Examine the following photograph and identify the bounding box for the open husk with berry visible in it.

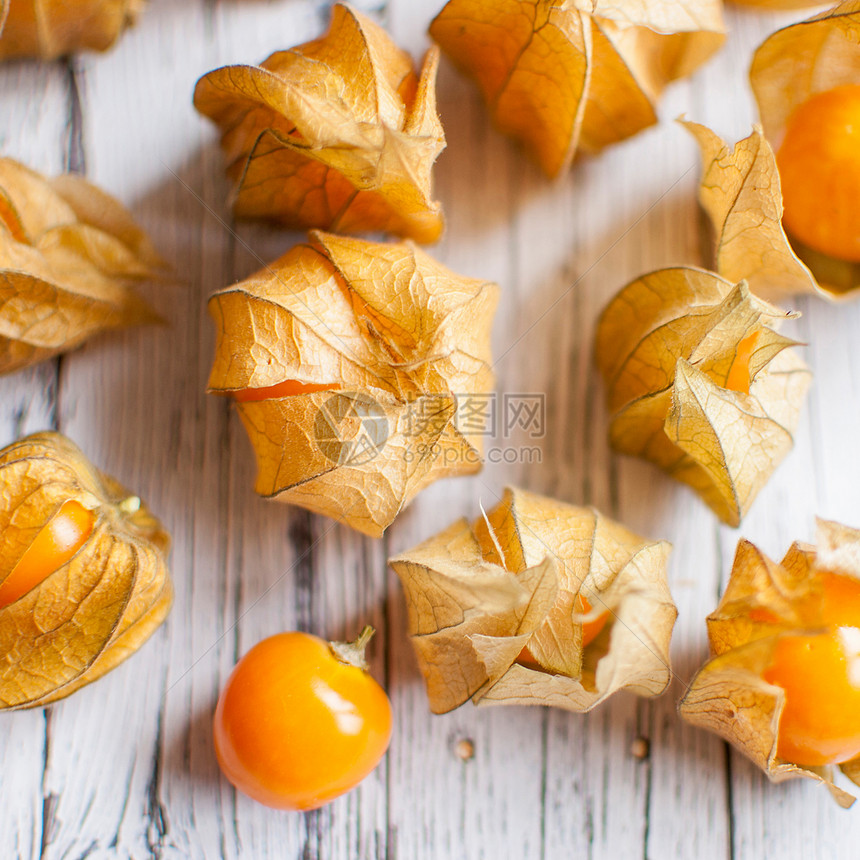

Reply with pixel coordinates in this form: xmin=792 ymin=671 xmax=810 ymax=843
xmin=595 ymin=266 xmax=811 ymax=526
xmin=687 ymin=4 xmax=860 ymax=299
xmin=681 ymin=520 xmax=860 ymax=808
xmin=0 ymin=432 xmax=172 ymax=710
xmin=390 ymin=487 xmax=676 ymax=714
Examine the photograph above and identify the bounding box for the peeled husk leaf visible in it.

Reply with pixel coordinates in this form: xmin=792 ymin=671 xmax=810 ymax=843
xmin=207 ymin=230 xmax=499 ymax=538
xmin=429 ymin=0 xmax=725 ymax=178
xmin=683 ymin=121 xmax=824 ymax=301
xmin=595 ymin=267 xmax=811 ymax=526
xmin=0 ymin=0 xmax=144 ymax=60
xmin=193 ymin=3 xmax=445 ymax=243
xmin=680 ymin=520 xmax=860 ymax=808
xmin=389 ymin=487 xmax=675 ymax=714
xmin=747 ymin=1 xmax=860 ymax=297
xmin=0 ymin=431 xmax=172 ymax=710
xmin=751 ymin=1 xmax=860 ymax=147
xmin=0 ymin=158 xmax=164 ymax=375
xmin=684 ymin=117 xmax=860 ymax=301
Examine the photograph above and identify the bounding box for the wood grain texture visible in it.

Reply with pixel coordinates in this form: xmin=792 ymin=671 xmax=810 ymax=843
xmin=1 ymin=1 xmax=859 ymax=858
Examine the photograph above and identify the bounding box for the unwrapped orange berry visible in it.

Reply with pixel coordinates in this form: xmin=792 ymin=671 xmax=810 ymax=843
xmin=777 ymin=85 xmax=860 ymax=263
xmin=214 ymin=628 xmax=392 ymax=811
xmin=763 ymin=573 xmax=860 ymax=767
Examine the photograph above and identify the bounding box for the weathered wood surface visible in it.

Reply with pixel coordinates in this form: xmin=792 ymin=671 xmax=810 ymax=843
xmin=1 ymin=1 xmax=859 ymax=858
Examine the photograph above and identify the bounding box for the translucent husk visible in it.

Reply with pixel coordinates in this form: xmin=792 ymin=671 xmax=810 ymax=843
xmin=429 ymin=0 xmax=725 ymax=177
xmin=688 ymin=4 xmax=860 ymax=299
xmin=0 ymin=158 xmax=164 ymax=375
xmin=0 ymin=0 xmax=144 ymax=60
xmin=596 ymin=267 xmax=811 ymax=526
xmin=390 ymin=487 xmax=675 ymax=714
xmin=0 ymin=432 xmax=172 ymax=710
xmin=681 ymin=520 xmax=860 ymax=808
xmin=207 ymin=231 xmax=499 ymax=537
xmin=194 ymin=3 xmax=445 ymax=243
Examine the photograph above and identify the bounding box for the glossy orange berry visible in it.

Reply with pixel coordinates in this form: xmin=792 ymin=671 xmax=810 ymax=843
xmin=0 ymin=499 xmax=95 ymax=609
xmin=762 ymin=573 xmax=860 ymax=766
xmin=725 ymin=332 xmax=760 ymax=395
xmin=819 ymin=572 xmax=860 ymax=627
xmin=777 ymin=84 xmax=860 ymax=262
xmin=232 ymin=379 xmax=338 ymax=402
xmin=213 ymin=627 xmax=392 ymax=811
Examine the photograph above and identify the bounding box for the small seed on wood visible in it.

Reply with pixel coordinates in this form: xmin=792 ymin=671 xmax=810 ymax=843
xmin=631 ymin=737 xmax=650 ymax=760
xmin=456 ymin=739 xmax=475 ymax=761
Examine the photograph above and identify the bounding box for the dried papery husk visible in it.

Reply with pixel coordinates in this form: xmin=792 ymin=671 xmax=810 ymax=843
xmin=193 ymin=3 xmax=445 ymax=243
xmin=0 ymin=158 xmax=164 ymax=375
xmin=683 ymin=116 xmax=859 ymax=300
xmin=0 ymin=0 xmax=144 ymax=60
xmin=429 ymin=0 xmax=725 ymax=178
xmin=750 ymin=2 xmax=860 ymax=147
xmin=595 ymin=267 xmax=811 ymax=526
xmin=207 ymin=231 xmax=498 ymax=538
xmin=0 ymin=432 xmax=172 ymax=710
xmin=389 ymin=487 xmax=675 ymax=714
xmin=744 ymin=3 xmax=860 ymax=297
xmin=680 ymin=520 xmax=860 ymax=808
xmin=682 ymin=121 xmax=823 ymax=301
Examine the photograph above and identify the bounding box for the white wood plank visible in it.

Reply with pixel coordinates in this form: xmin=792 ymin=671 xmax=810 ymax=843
xmin=0 ymin=51 xmax=74 ymax=860
xmin=34 ymin=1 xmax=223 ymax=856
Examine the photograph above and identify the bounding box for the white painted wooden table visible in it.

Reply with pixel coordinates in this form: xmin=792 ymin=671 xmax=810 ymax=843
xmin=2 ymin=1 xmax=859 ymax=858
